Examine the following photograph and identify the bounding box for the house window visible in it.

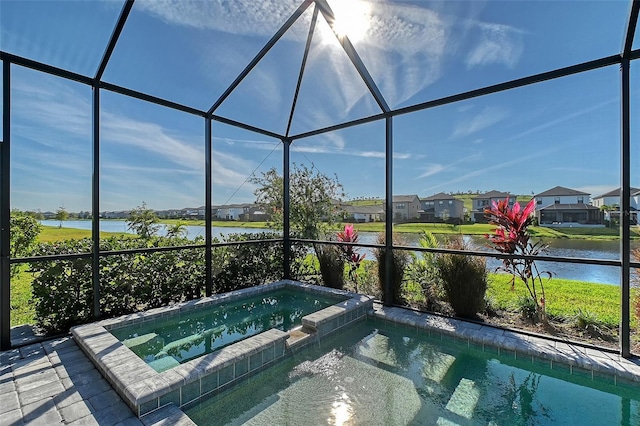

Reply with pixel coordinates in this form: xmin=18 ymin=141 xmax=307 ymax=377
xmin=438 ymin=201 xmax=443 ymax=206
xmin=554 ymin=197 xmax=560 ymax=204
xmin=577 ymin=196 xmax=584 ymax=204
xmin=537 ymin=199 xmax=542 ymax=204
xmin=448 ymin=200 xmax=453 ymax=205
xmin=395 ymin=203 xmax=405 ymax=209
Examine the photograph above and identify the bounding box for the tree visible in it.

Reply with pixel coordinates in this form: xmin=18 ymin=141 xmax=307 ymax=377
xmin=127 ymin=202 xmax=160 ymax=239
xmin=55 ymin=206 xmax=69 ymax=228
xmin=250 ymin=163 xmax=344 ymax=239
xmin=9 ymin=210 xmax=41 ymax=277
xmin=165 ymin=221 xmax=188 ymax=238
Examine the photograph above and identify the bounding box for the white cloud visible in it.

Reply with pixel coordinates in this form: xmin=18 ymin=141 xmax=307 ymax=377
xmin=136 ymin=0 xmax=303 ymax=38
xmin=417 ymin=164 xmax=445 ymax=179
xmin=290 ymin=141 xmax=417 ymax=160
xmin=508 ymin=98 xmax=618 ymax=143
xmin=9 ymin=71 xmax=270 ymax=210
xmin=101 ymin=112 xmax=203 ymax=170
xmin=12 ymin=76 xmax=92 ymax=143
xmin=465 ymin=22 xmax=524 ymax=69
xmin=452 ymin=106 xmax=509 ymax=138
xmin=424 ymin=149 xmax=553 ymax=192
xmin=135 ymin=0 xmax=520 ymax=112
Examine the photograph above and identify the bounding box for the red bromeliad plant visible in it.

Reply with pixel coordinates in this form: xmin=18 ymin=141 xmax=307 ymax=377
xmin=484 ymin=197 xmax=551 ymax=322
xmin=337 ymin=224 xmax=366 ymax=290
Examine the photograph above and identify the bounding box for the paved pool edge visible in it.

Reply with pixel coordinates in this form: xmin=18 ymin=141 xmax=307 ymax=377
xmin=71 ymin=280 xmax=374 ymax=418
xmin=371 ymin=304 xmax=640 ymax=383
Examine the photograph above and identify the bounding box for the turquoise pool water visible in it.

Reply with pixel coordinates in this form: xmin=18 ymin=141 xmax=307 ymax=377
xmin=185 ymin=319 xmax=640 ymax=425
xmin=110 ymin=289 xmax=345 ymax=372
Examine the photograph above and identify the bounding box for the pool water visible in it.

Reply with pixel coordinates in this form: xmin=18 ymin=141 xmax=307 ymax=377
xmin=111 ymin=289 xmax=345 ymax=372
xmin=185 ymin=319 xmax=640 ymax=425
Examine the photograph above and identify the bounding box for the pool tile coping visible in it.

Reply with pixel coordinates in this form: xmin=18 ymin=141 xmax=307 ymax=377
xmin=371 ymin=304 xmax=640 ymax=383
xmin=71 ymin=280 xmax=374 ymax=418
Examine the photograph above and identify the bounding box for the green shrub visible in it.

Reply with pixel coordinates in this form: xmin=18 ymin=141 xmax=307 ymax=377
xmin=358 ymin=261 xmax=381 ymax=299
xmin=30 ymin=237 xmax=206 ymax=332
xmin=515 ymin=295 xmax=538 ymax=323
xmin=405 ymin=231 xmax=440 ymax=310
xmin=435 ymin=237 xmax=488 ymax=319
xmin=374 ymin=233 xmax=410 ymax=305
xmin=574 ymin=308 xmax=604 ymax=332
xmin=30 ymin=232 xmax=301 ymax=334
xmin=314 ymin=243 xmax=345 ymax=289
xmin=212 ymin=232 xmax=294 ymax=293
xmin=30 ymin=239 xmax=94 ymax=332
xmin=10 ymin=210 xmax=42 ymax=277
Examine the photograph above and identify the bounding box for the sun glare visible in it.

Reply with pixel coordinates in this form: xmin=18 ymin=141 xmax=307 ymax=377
xmin=327 ymin=0 xmax=371 ymax=43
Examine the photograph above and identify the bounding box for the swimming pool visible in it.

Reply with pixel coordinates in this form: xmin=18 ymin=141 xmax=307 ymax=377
xmin=185 ymin=318 xmax=640 ymax=425
xmin=72 ymin=281 xmax=374 ymax=417
xmin=111 ymin=288 xmax=346 ymax=372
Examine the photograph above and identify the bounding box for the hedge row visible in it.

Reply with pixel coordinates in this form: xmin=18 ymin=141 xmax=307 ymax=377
xmin=30 ymin=233 xmax=308 ymax=333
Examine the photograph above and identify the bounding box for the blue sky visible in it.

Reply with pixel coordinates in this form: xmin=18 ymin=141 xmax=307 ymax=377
xmin=1 ymin=0 xmax=637 ymax=212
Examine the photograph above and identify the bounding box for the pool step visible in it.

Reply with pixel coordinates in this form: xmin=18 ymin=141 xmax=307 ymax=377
xmin=445 ymin=378 xmax=480 ymax=419
xmin=287 ymin=327 xmax=316 ymax=350
xmin=421 ymin=352 xmax=457 ymax=383
xmin=122 ymin=332 xmax=159 ymax=348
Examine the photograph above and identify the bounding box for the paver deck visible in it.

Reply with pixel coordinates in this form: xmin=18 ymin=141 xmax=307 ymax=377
xmin=0 ymin=336 xmax=194 ymax=426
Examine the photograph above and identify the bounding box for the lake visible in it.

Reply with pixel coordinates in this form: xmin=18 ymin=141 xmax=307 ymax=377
xmin=42 ymin=220 xmax=638 ymax=285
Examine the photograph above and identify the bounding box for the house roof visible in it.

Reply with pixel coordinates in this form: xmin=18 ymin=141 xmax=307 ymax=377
xmin=535 ymin=186 xmax=589 ymax=197
xmin=421 ymin=192 xmax=460 ymax=201
xmin=539 ymin=203 xmax=600 ymax=211
xmin=472 ymin=190 xmax=510 ymax=200
xmin=393 ymin=194 xmax=419 ymax=203
xmin=593 ymin=187 xmax=640 ymax=199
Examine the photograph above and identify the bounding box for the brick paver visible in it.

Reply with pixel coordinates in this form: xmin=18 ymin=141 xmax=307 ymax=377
xmin=0 ymin=337 xmax=145 ymax=426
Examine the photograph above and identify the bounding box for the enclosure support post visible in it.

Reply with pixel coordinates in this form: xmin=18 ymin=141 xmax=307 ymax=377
xmin=205 ymin=118 xmax=213 ymax=296
xmin=620 ymin=57 xmax=631 ymax=358
xmin=0 ymin=61 xmax=11 ymax=350
xmin=91 ymin=85 xmax=101 ymax=319
xmin=384 ymin=117 xmax=393 ymax=306
xmin=283 ymin=138 xmax=291 ymax=280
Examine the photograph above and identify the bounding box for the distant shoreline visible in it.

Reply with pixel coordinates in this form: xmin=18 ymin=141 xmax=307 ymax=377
xmin=43 ymin=219 xmax=640 ymax=241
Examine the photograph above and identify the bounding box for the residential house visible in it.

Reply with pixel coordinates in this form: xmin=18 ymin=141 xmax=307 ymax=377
xmin=155 ymin=209 xmax=182 ymax=219
xmin=392 ymin=195 xmax=421 ymax=221
xmin=534 ymin=186 xmax=602 ymax=225
xmin=420 ymin=193 xmax=464 ymax=223
xmin=342 ymin=204 xmax=384 ymax=223
xmin=181 ymin=207 xmax=205 ymax=219
xmin=471 ymin=190 xmax=511 ymax=223
xmin=592 ymin=187 xmax=640 ymax=225
xmin=215 ymin=203 xmax=252 ymax=220
xmin=101 ymin=210 xmax=130 ymax=219
xmin=239 ymin=205 xmax=270 ymax=222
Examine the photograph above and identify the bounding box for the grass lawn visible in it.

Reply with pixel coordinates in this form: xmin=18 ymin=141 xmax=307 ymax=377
xmin=348 ymin=222 xmax=635 ymax=240
xmin=39 ymin=225 xmax=132 ymax=242
xmin=347 ymin=199 xmax=383 ymax=206
xmin=10 ymin=266 xmax=35 ymax=327
xmin=485 ymin=274 xmax=631 ymax=328
xmin=156 ymin=219 xmax=273 ymax=229
xmin=350 ymin=222 xmax=494 ymax=235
